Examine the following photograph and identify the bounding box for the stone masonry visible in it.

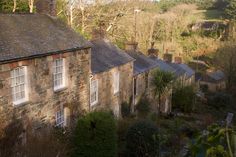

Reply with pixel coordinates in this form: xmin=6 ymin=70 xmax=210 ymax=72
xmin=0 ymin=49 xmax=91 ymax=131
xmin=91 ymin=62 xmax=133 ymax=117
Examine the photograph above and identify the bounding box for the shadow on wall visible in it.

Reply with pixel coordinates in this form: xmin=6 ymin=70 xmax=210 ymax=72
xmin=0 ymin=115 xmax=71 ymax=157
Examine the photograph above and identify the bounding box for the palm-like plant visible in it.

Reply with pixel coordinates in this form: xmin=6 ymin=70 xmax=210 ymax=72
xmin=151 ymin=69 xmax=174 ymax=112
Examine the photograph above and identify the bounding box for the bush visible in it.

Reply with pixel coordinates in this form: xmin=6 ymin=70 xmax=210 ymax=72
xmin=136 ymin=96 xmax=150 ymax=117
xmin=121 ymin=102 xmax=131 ymax=118
xmin=207 ymin=92 xmax=232 ymax=109
xmin=125 ymin=120 xmax=159 ymax=157
xmin=73 ymin=111 xmax=117 ymax=157
xmin=172 ymin=85 xmax=196 ymax=113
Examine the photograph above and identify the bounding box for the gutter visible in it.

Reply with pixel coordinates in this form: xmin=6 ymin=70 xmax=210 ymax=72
xmin=0 ymin=46 xmax=91 ymax=65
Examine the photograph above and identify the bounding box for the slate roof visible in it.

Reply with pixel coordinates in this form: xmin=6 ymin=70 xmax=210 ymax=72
xmin=0 ymin=14 xmax=91 ymax=64
xmin=208 ymin=70 xmax=225 ymax=82
xmin=149 ymin=56 xmax=175 ymax=73
xmin=149 ymin=56 xmax=195 ymax=79
xmin=126 ymin=51 xmax=158 ymax=75
xmin=178 ymin=64 xmax=195 ymax=78
xmin=91 ymin=39 xmax=134 ymax=74
xmin=167 ymin=62 xmax=186 ymax=78
xmin=201 ymin=70 xmax=225 ymax=83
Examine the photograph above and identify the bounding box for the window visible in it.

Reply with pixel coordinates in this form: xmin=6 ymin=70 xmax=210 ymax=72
xmin=11 ymin=66 xmax=28 ymax=105
xmin=90 ymin=79 xmax=98 ymax=106
xmin=113 ymin=71 xmax=120 ymax=94
xmin=53 ymin=58 xmax=66 ymax=91
xmin=56 ymin=107 xmax=64 ymax=127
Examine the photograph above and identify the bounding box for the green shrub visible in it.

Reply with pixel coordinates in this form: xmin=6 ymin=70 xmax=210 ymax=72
xmin=172 ymin=85 xmax=196 ymax=113
xmin=190 ymin=124 xmax=230 ymax=157
xmin=125 ymin=120 xmax=159 ymax=157
xmin=136 ymin=96 xmax=150 ymax=117
xmin=73 ymin=111 xmax=117 ymax=157
xmin=207 ymin=92 xmax=232 ymax=109
xmin=121 ymin=102 xmax=131 ymax=118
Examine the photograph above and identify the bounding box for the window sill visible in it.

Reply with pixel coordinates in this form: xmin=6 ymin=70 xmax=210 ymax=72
xmin=13 ymin=99 xmax=29 ymax=107
xmin=114 ymin=91 xmax=120 ymax=96
xmin=54 ymin=86 xmax=67 ymax=93
xmin=90 ymin=101 xmax=98 ymax=107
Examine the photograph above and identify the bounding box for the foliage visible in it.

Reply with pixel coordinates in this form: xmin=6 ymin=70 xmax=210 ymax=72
xmin=172 ymin=85 xmax=196 ymax=113
xmin=0 ymin=118 xmax=70 ymax=157
xmin=136 ymin=96 xmax=150 ymax=117
xmin=0 ymin=118 xmax=24 ymax=157
xmin=0 ymin=0 xmax=29 ymax=13
xmin=190 ymin=124 xmax=231 ymax=157
xmin=121 ymin=102 xmax=131 ymax=118
xmin=73 ymin=111 xmax=117 ymax=157
xmin=224 ymin=0 xmax=236 ymax=20
xmin=151 ymin=69 xmax=174 ymax=110
xmin=214 ymin=42 xmax=236 ymax=90
xmin=207 ymin=92 xmax=232 ymax=110
xmin=125 ymin=120 xmax=159 ymax=157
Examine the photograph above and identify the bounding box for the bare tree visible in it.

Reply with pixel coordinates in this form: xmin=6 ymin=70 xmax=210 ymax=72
xmin=13 ymin=0 xmax=17 ymax=12
xmin=28 ymin=0 xmax=34 ymax=13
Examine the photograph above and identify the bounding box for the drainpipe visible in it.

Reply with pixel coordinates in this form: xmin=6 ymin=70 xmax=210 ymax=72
xmin=132 ymin=77 xmax=135 ymax=113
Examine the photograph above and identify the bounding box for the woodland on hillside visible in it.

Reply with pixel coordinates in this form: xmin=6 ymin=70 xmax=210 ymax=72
xmin=1 ymin=0 xmax=236 ymax=88
xmin=1 ymin=1 xmax=236 ymax=157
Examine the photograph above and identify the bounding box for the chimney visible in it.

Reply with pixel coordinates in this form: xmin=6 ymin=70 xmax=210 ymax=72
xmin=147 ymin=42 xmax=159 ymax=57
xmin=174 ymin=56 xmax=182 ymax=64
xmin=36 ymin=0 xmax=57 ymax=16
xmin=91 ymin=21 xmax=106 ymax=40
xmin=163 ymin=50 xmax=173 ymax=63
xmin=125 ymin=41 xmax=138 ymax=51
xmin=92 ymin=29 xmax=106 ymax=40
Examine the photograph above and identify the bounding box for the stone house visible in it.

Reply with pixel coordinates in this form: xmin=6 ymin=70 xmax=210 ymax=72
xmin=198 ymin=70 xmax=226 ymax=92
xmin=0 ymin=13 xmax=91 ymax=132
xmin=125 ymin=42 xmax=159 ymax=112
xmin=162 ymin=54 xmax=195 ymax=86
xmin=148 ymin=49 xmax=195 ymax=113
xmin=90 ymin=39 xmax=134 ymax=117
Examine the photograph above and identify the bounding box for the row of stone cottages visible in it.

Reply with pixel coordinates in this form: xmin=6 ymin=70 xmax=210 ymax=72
xmin=0 ymin=13 xmax=195 ymax=132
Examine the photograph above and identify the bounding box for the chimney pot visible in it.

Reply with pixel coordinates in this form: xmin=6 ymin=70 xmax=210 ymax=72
xmin=147 ymin=42 xmax=159 ymax=57
xmin=174 ymin=56 xmax=182 ymax=64
xmin=125 ymin=41 xmax=138 ymax=51
xmin=163 ymin=53 xmax=173 ymax=63
xmin=36 ymin=0 xmax=56 ymax=16
xmin=92 ymin=28 xmax=106 ymax=40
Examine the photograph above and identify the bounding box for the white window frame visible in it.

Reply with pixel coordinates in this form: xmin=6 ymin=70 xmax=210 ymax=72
xmin=11 ymin=66 xmax=29 ymax=106
xmin=55 ymin=106 xmax=65 ymax=127
xmin=90 ymin=79 xmax=98 ymax=106
xmin=113 ymin=71 xmax=120 ymax=94
xmin=53 ymin=58 xmax=66 ymax=91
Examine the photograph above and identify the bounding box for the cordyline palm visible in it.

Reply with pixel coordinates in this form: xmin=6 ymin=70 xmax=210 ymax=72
xmin=151 ymin=69 xmax=174 ymax=112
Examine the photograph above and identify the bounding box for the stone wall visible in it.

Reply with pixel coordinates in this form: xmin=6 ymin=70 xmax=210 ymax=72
xmin=91 ymin=62 xmax=133 ymax=117
xmin=0 ymin=49 xmax=91 ymax=131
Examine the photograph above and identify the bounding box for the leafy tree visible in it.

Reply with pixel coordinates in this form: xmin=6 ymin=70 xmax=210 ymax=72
xmin=172 ymin=85 xmax=196 ymax=113
xmin=151 ymin=69 xmax=174 ymax=112
xmin=190 ymin=124 xmax=234 ymax=157
xmin=73 ymin=111 xmax=117 ymax=157
xmin=214 ymin=42 xmax=236 ymax=90
xmin=136 ymin=96 xmax=150 ymax=118
xmin=0 ymin=0 xmax=29 ymax=13
xmin=224 ymin=0 xmax=236 ymax=20
xmin=125 ymin=120 xmax=159 ymax=157
xmin=207 ymin=92 xmax=232 ymax=109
